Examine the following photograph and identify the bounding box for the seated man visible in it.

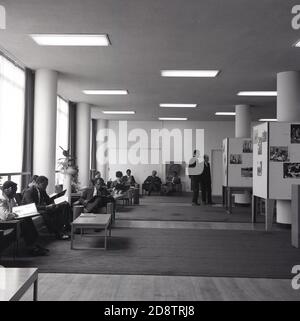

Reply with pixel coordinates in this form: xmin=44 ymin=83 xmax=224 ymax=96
xmin=0 ymin=181 xmax=48 ymax=256
xmin=161 ymin=171 xmax=181 ymax=195
xmin=143 ymin=170 xmax=162 ymax=195
xmin=90 ymin=171 xmax=105 ymax=187
xmin=75 ymin=177 xmax=115 ymax=213
xmin=22 ymin=176 xmax=72 ymax=240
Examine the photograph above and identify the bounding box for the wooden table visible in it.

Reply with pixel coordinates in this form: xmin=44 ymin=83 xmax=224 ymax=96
xmin=0 ymin=268 xmax=38 ymax=301
xmin=71 ymin=214 xmax=112 ymax=250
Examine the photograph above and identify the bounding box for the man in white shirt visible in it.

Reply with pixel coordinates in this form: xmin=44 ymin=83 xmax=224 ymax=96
xmin=0 ymin=181 xmax=48 ymax=256
xmin=188 ymin=150 xmax=204 ymax=205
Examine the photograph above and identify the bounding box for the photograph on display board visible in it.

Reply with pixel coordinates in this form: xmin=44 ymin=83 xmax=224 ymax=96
xmin=262 ymin=130 xmax=268 ymax=142
xmin=270 ymin=146 xmax=289 ymax=162
xmin=257 ymin=137 xmax=262 ymax=155
xmin=230 ymin=154 xmax=242 ymax=164
xmin=291 ymin=124 xmax=300 ymax=144
xmin=241 ymin=167 xmax=253 ymax=178
xmin=254 ymin=130 xmax=258 ymax=144
xmin=283 ymin=163 xmax=300 ymax=178
xmin=243 ymin=140 xmax=252 ymax=153
xmin=257 ymin=161 xmax=262 ymax=176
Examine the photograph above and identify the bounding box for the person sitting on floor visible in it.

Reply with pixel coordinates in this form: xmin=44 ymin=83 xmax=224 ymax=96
xmin=0 ymin=181 xmax=49 ymax=256
xmin=22 ymin=176 xmax=72 ymax=240
xmin=161 ymin=171 xmax=181 ymax=195
xmin=143 ymin=170 xmax=162 ymax=196
xmin=124 ymin=169 xmax=136 ymax=187
xmin=75 ymin=177 xmax=115 ymax=213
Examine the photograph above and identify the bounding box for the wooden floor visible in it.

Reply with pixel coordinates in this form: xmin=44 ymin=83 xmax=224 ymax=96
xmin=21 ymin=273 xmax=300 ymax=301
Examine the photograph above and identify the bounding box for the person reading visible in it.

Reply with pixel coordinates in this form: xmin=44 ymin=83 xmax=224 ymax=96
xmin=75 ymin=178 xmax=115 ymax=213
xmin=0 ymin=181 xmax=49 ymax=256
xmin=22 ymin=176 xmax=72 ymax=240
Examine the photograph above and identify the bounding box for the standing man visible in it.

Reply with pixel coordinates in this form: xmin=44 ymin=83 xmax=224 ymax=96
xmin=200 ymin=154 xmax=212 ymax=205
xmin=188 ymin=150 xmax=203 ymax=205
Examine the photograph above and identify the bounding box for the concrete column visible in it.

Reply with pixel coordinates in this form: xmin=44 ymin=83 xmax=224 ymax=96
xmin=96 ymin=119 xmax=109 ymax=182
xmin=235 ymin=105 xmax=251 ymax=204
xmin=277 ymin=71 xmax=300 ymax=224
xmin=235 ymin=105 xmax=251 ymax=138
xmin=76 ymin=103 xmax=91 ymax=189
xmin=33 ymin=69 xmax=58 ymax=193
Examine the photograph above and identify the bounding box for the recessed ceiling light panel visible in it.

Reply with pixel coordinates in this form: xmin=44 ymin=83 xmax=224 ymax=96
xmin=158 ymin=117 xmax=188 ymax=121
xmin=161 ymin=70 xmax=219 ymax=77
xmin=83 ymin=90 xmax=128 ymax=95
xmin=102 ymin=111 xmax=135 ymax=115
xmin=215 ymin=112 xmax=236 ymax=116
xmin=259 ymin=118 xmax=278 ymax=122
xmin=31 ymin=34 xmax=110 ymax=46
xmin=159 ymin=104 xmax=197 ymax=108
xmin=237 ymin=91 xmax=277 ymax=97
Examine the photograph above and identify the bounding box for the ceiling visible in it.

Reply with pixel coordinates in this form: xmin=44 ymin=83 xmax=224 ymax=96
xmin=0 ymin=0 xmax=299 ymax=121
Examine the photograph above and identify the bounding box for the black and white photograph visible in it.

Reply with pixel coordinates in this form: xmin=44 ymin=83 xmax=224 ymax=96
xmin=283 ymin=163 xmax=300 ymax=178
xmin=243 ymin=140 xmax=252 ymax=153
xmin=262 ymin=130 xmax=268 ymax=142
xmin=241 ymin=167 xmax=253 ymax=178
xmin=270 ymin=146 xmax=289 ymax=162
xmin=230 ymin=154 xmax=242 ymax=164
xmin=257 ymin=161 xmax=263 ymax=176
xmin=257 ymin=137 xmax=263 ymax=155
xmin=291 ymin=124 xmax=300 ymax=144
xmin=0 ymin=0 xmax=300 ymax=307
xmin=254 ymin=130 xmax=258 ymax=144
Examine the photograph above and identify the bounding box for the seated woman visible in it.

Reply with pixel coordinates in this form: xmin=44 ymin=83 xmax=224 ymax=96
xmin=111 ymin=171 xmax=129 ymax=194
xmin=143 ymin=170 xmax=162 ymax=196
xmin=161 ymin=171 xmax=181 ymax=195
xmin=124 ymin=169 xmax=136 ymax=187
xmin=75 ymin=178 xmax=114 ymax=213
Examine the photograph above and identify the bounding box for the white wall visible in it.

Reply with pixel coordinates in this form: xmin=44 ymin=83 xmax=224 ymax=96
xmin=96 ymin=120 xmax=235 ymax=191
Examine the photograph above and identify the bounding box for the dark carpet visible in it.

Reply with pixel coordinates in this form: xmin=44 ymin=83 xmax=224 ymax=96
xmin=116 ymin=203 xmax=265 ymax=223
xmin=2 ymin=228 xmax=299 ymax=279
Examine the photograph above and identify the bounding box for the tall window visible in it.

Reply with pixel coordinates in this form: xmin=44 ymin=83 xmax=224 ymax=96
xmin=55 ymin=96 xmax=69 ymax=185
xmin=0 ymin=54 xmax=25 ymax=188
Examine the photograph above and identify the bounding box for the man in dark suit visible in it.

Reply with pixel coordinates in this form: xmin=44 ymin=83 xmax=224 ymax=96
xmin=22 ymin=176 xmax=72 ymax=240
xmin=143 ymin=171 xmax=162 ymax=195
xmin=75 ymin=177 xmax=115 ymax=213
xmin=200 ymin=154 xmax=212 ymax=205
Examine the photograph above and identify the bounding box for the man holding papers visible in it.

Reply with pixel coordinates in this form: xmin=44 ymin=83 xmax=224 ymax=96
xmin=0 ymin=181 xmax=49 ymax=256
xmin=22 ymin=176 xmax=72 ymax=240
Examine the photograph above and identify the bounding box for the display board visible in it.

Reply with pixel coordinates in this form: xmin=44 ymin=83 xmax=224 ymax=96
xmin=253 ymin=122 xmax=269 ymax=199
xmin=222 ymin=137 xmax=253 ymax=187
xmin=253 ymin=122 xmax=300 ymax=200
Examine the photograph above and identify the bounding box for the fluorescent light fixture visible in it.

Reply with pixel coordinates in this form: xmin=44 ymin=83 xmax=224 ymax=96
xmin=102 ymin=111 xmax=135 ymax=115
xmin=237 ymin=91 xmax=277 ymax=97
xmin=160 ymin=104 xmax=197 ymax=108
xmin=259 ymin=118 xmax=278 ymax=122
xmin=83 ymin=90 xmax=128 ymax=95
xmin=161 ymin=70 xmax=219 ymax=77
xmin=159 ymin=117 xmax=188 ymax=121
xmin=215 ymin=112 xmax=236 ymax=116
xmin=30 ymin=34 xmax=110 ymax=46
xmin=294 ymin=40 xmax=300 ymax=47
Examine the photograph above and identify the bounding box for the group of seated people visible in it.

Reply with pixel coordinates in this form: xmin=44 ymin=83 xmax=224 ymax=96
xmin=142 ymin=170 xmax=181 ymax=196
xmin=0 ymin=176 xmax=73 ymax=256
